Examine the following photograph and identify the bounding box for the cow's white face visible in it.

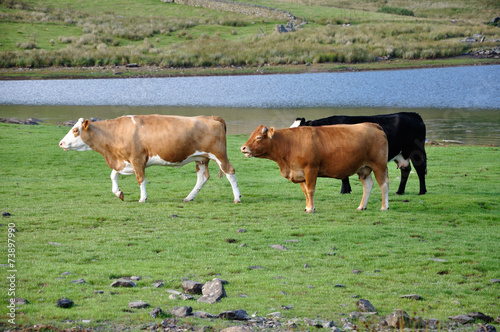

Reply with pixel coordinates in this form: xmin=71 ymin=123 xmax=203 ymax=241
xmin=58 ymin=118 xmax=92 ymax=151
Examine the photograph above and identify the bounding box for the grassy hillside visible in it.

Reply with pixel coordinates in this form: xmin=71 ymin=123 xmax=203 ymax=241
xmin=0 ymin=122 xmax=499 ymax=330
xmin=0 ymin=0 xmax=499 ymax=77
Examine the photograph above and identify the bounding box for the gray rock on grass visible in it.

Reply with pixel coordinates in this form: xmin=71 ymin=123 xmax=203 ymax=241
xmin=356 ymin=299 xmax=376 ymax=312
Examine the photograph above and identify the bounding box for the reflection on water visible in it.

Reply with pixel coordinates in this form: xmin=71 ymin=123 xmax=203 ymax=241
xmin=0 ymin=105 xmax=498 ymax=146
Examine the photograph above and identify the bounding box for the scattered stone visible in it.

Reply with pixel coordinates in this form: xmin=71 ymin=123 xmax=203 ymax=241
xmin=56 ymin=297 xmax=74 ymax=308
xmin=496 ymin=316 xmax=500 ymax=324
xmin=171 ymin=306 xmax=192 ymax=317
xmin=270 ymin=244 xmax=288 ymax=250
xmin=218 ymin=309 xmax=250 ymax=320
xmin=238 ymin=243 xmax=248 ymax=248
xmin=2 ymin=212 xmax=11 ymax=217
xmin=180 ymin=293 xmax=194 ymax=300
xmin=221 ymin=326 xmax=252 ymax=332
xmin=249 ymin=266 xmax=266 ymax=270
xmin=152 ymin=282 xmax=164 ymax=288
xmin=349 ymin=311 xmax=361 ymax=320
xmin=11 ymin=298 xmax=28 ymax=305
xmin=468 ymin=312 xmax=494 ymax=323
xmin=149 ymin=307 xmax=163 ymax=318
xmin=237 ymin=229 xmax=246 ymax=233
xmin=430 ymin=258 xmax=447 ymax=262
xmin=349 ymin=295 xmax=359 ymax=298
xmin=181 ymin=280 xmax=204 ymax=294
xmin=304 ymin=318 xmax=334 ymax=328
xmin=169 ymin=294 xmax=178 ymax=300
xmin=61 ymin=272 xmax=72 ymax=276
xmin=197 ymin=295 xmax=219 ymax=304
xmin=70 ymin=278 xmax=86 ymax=284
xmin=110 ymin=280 xmax=136 ymax=287
xmin=93 ymin=290 xmax=104 ymax=294
xmin=386 ymin=310 xmax=411 ymax=328
xmin=475 ymin=324 xmax=497 ymax=332
xmin=192 ymin=311 xmax=216 ymax=319
xmin=449 ymin=315 xmax=474 ymax=325
xmin=202 ymin=278 xmax=226 ymax=301
xmin=0 ymin=117 xmax=40 ymax=125
xmin=129 ymin=300 xmax=149 ymax=309
xmin=400 ymin=294 xmax=422 ymax=300
xmin=334 ymin=284 xmax=345 ymax=288
xmin=352 ymin=269 xmax=361 ymax=274
xmin=356 ymin=299 xmax=376 ymax=312
xmin=167 ymin=290 xmax=182 ymax=295
xmin=491 ymin=279 xmax=500 ymax=284
xmin=126 ymin=63 xmax=140 ymax=68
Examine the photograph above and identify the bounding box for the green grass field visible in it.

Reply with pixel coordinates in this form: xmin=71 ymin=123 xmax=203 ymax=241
xmin=0 ymin=0 xmax=499 ymax=76
xmin=0 ymin=122 xmax=499 ymax=330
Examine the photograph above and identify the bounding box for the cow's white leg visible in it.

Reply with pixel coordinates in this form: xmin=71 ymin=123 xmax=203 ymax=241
xmin=225 ymin=173 xmax=241 ymax=203
xmin=139 ymin=180 xmax=147 ymax=203
xmin=110 ymin=170 xmax=124 ymax=201
xmin=380 ymin=180 xmax=389 ymax=211
xmin=184 ymin=162 xmax=209 ymax=202
xmin=357 ymin=173 xmax=374 ymax=211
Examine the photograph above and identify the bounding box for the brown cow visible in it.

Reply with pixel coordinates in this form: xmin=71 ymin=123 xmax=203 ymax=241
xmin=241 ymin=123 xmax=389 ymax=213
xmin=59 ymin=115 xmax=241 ymax=203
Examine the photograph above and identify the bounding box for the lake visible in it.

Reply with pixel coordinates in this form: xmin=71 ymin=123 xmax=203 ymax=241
xmin=0 ymin=65 xmax=499 ymax=145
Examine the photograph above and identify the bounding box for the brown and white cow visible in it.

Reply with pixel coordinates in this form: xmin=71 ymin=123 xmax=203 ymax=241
xmin=59 ymin=115 xmax=241 ymax=203
xmin=241 ymin=123 xmax=389 ymax=213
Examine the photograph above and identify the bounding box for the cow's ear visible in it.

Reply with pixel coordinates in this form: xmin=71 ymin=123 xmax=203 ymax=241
xmin=268 ymin=127 xmax=275 ymax=139
xmin=82 ymin=119 xmax=90 ymax=130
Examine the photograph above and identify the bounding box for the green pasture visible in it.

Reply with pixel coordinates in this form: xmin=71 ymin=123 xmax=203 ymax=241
xmin=0 ymin=122 xmax=499 ymax=329
xmin=1 ymin=0 xmax=499 ymax=73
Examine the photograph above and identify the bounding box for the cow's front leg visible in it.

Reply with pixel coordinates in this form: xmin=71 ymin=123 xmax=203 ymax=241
xmin=184 ymin=161 xmax=209 ymax=202
xmin=357 ymin=168 xmax=374 ymax=211
xmin=340 ymin=178 xmax=352 ymax=194
xmin=299 ymin=177 xmax=316 ymax=213
xmin=110 ymin=170 xmax=124 ymax=201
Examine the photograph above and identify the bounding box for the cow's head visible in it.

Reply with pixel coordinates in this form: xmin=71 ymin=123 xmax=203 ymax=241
xmin=59 ymin=118 xmax=92 ymax=151
xmin=289 ymin=118 xmax=306 ymax=128
xmin=241 ymin=125 xmax=275 ymax=158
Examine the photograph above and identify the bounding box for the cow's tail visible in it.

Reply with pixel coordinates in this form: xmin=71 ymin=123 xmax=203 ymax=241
xmin=211 ymin=115 xmax=227 ymax=133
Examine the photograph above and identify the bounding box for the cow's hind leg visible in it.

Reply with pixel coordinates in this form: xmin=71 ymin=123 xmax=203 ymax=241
xmin=111 ymin=170 xmax=124 ymax=201
xmin=210 ymin=154 xmax=241 ymax=203
xmin=357 ymin=167 xmax=373 ymax=211
xmin=373 ymin=166 xmax=389 ymax=211
xmin=410 ymin=149 xmax=427 ymax=195
xmin=184 ymin=160 xmax=210 ymax=202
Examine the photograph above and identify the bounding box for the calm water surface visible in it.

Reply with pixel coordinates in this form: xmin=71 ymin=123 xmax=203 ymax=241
xmin=0 ymin=65 xmax=499 ymax=145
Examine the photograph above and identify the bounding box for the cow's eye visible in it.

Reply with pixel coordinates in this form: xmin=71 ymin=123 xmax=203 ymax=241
xmin=255 ymin=136 xmax=262 ymax=141
xmin=72 ymin=127 xmax=79 ymax=137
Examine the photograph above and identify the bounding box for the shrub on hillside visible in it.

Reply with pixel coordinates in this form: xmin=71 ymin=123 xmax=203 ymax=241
xmin=378 ymin=6 xmax=414 ymax=17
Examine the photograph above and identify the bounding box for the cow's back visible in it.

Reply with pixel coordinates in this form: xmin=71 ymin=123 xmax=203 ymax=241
xmin=92 ymin=115 xmax=227 ymax=164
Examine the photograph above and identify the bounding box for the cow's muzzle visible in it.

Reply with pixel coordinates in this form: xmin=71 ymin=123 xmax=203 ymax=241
xmin=59 ymin=141 xmax=69 ymax=151
xmin=240 ymin=145 xmax=252 ymax=158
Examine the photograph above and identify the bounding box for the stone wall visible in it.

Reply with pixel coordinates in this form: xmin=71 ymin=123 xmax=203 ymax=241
xmin=161 ymin=0 xmax=296 ymax=22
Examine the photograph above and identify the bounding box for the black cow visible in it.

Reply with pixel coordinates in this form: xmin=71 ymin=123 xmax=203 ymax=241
xmin=290 ymin=112 xmax=427 ymax=195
